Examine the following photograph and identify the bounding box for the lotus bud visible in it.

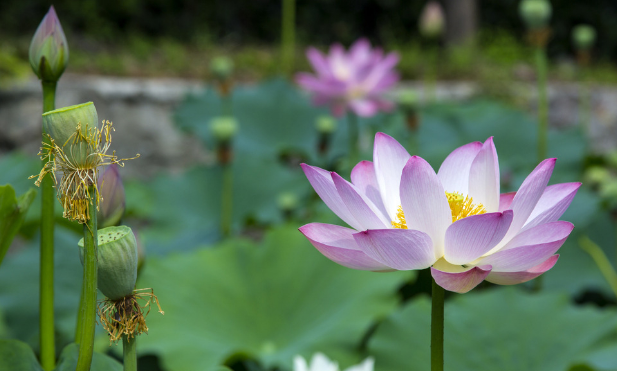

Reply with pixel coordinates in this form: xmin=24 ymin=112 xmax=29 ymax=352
xmin=79 ymin=226 xmax=137 ymax=300
xmin=42 ymin=102 xmax=98 ymax=166
xmin=29 ymin=6 xmax=69 ymax=82
xmin=97 ymin=164 xmax=125 ymax=228
xmin=210 ymin=116 xmax=238 ymax=164
xmin=519 ymin=0 xmax=552 ymax=30
xmin=419 ymin=1 xmax=445 ymax=39
xmin=278 ymin=192 xmax=299 ymax=220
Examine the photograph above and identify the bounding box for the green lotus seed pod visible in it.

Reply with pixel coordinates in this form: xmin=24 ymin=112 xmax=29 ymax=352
xmin=572 ymin=25 xmax=596 ymax=51
xmin=277 ymin=192 xmax=299 ymax=211
xmin=519 ymin=0 xmax=552 ymax=29
xmin=210 ymin=116 xmax=238 ymax=141
xmin=315 ymin=115 xmax=337 ymax=134
xmin=584 ymin=166 xmax=611 ymax=186
xmin=79 ymin=225 xmax=138 ymax=300
xmin=42 ymin=102 xmax=98 ymax=165
xmin=210 ymin=56 xmax=234 ymax=79
xmin=398 ymin=90 xmax=418 ymax=109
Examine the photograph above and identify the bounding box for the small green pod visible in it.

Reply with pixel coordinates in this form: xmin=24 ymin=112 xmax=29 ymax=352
xmin=42 ymin=102 xmax=98 ymax=166
xmin=572 ymin=25 xmax=596 ymax=51
xmin=519 ymin=0 xmax=552 ymax=30
xmin=78 ymin=225 xmax=138 ymax=300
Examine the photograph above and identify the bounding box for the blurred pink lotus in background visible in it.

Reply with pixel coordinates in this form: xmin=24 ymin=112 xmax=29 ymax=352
xmin=300 ymin=133 xmax=579 ymax=293
xmin=296 ymin=39 xmax=400 ymax=117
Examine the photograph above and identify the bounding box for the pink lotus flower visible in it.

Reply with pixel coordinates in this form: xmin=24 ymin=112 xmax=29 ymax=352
xmin=295 ymin=39 xmax=399 ymax=118
xmin=299 ymin=133 xmax=579 ymax=293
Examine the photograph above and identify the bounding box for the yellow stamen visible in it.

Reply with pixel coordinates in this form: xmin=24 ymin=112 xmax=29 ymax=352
xmin=391 ymin=205 xmax=407 ymax=229
xmin=390 ymin=191 xmax=486 ymax=228
xmin=446 ymin=191 xmax=486 ymax=222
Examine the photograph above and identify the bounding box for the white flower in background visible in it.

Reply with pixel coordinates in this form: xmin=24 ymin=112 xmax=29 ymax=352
xmin=293 ymin=353 xmax=374 ymax=371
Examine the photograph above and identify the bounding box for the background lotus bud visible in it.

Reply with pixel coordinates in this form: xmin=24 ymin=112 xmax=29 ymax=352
xmin=278 ymin=192 xmax=299 ymax=220
xmin=519 ymin=0 xmax=552 ymax=30
xmin=398 ymin=91 xmax=420 ymax=131
xmin=29 ymin=6 xmax=69 ymax=82
xmin=572 ymin=25 xmax=596 ymax=51
xmin=42 ymin=102 xmax=98 ymax=166
xmin=419 ymin=1 xmax=445 ymax=39
xmin=210 ymin=56 xmax=234 ymax=80
xmin=210 ymin=116 xmax=238 ymax=164
xmin=584 ymin=166 xmax=611 ymax=189
xmin=97 ymin=164 xmax=125 ymax=228
xmin=79 ymin=226 xmax=138 ymax=300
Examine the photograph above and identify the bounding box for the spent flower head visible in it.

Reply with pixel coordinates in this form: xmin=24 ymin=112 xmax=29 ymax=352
xmin=29 ymin=6 xmax=68 ymax=82
xmin=31 ymin=102 xmax=138 ymax=224
xmin=79 ymin=226 xmax=163 ymax=343
xmin=519 ymin=0 xmax=552 ymax=30
xmin=296 ymin=39 xmax=399 ymax=118
xmin=572 ymin=24 xmax=596 ymax=51
xmin=300 ymin=133 xmax=579 ymax=293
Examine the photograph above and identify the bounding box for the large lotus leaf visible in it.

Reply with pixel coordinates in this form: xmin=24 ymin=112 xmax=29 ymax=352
xmin=0 ymin=226 xmax=83 ymax=350
xmin=0 ymin=339 xmax=43 ymax=371
xmin=125 ymin=156 xmax=309 ymax=255
xmin=174 ymin=78 xmax=353 ymax=161
xmin=136 ymin=225 xmax=410 ymax=371
xmin=0 ymin=185 xmax=36 ymax=266
xmin=369 ymin=288 xmax=617 ymax=371
xmin=54 ymin=343 xmax=122 ymax=371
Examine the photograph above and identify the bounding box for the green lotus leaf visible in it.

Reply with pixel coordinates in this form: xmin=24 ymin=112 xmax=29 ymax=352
xmin=0 ymin=339 xmax=43 ymax=371
xmin=369 ymin=288 xmax=617 ymax=371
xmin=137 ymin=225 xmax=410 ymax=371
xmin=0 ymin=185 xmax=36 ymax=267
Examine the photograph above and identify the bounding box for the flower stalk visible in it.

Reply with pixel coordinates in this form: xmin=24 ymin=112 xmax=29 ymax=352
xmin=39 ymin=80 xmax=57 ymax=371
xmin=535 ymin=45 xmax=548 ymax=162
xmin=431 ymin=278 xmax=445 ymax=371
xmin=76 ymin=192 xmax=98 ymax=371
xmin=347 ymin=111 xmax=359 ymax=166
xmin=281 ymin=0 xmax=295 ymax=76
xmin=123 ymin=335 xmax=137 ymax=371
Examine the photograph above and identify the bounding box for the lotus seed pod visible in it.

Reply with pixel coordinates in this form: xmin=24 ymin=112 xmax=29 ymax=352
xmin=315 ymin=115 xmax=337 ymax=134
xmin=210 ymin=116 xmax=238 ymax=141
xmin=584 ymin=166 xmax=611 ymax=187
xmin=210 ymin=56 xmax=234 ymax=80
xmin=79 ymin=225 xmax=138 ymax=300
xmin=97 ymin=164 xmax=125 ymax=228
xmin=29 ymin=6 xmax=69 ymax=82
xmin=398 ymin=90 xmax=418 ymax=109
xmin=519 ymin=0 xmax=552 ymax=29
xmin=419 ymin=1 xmax=445 ymax=39
xmin=572 ymin=25 xmax=596 ymax=51
xmin=42 ymin=102 xmax=98 ymax=166
xmin=277 ymin=192 xmax=299 ymax=211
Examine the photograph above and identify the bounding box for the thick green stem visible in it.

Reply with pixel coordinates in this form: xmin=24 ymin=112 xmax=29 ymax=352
xmin=281 ymin=0 xmax=295 ymax=76
xmin=347 ymin=111 xmax=359 ymax=166
xmin=76 ymin=198 xmax=98 ymax=371
xmin=75 ymin=276 xmax=86 ymax=344
xmin=40 ymin=80 xmax=57 ymax=371
xmin=122 ymin=335 xmax=137 ymax=371
xmin=431 ymin=278 xmax=445 ymax=371
xmin=221 ymin=164 xmax=233 ymax=237
xmin=535 ymin=46 xmax=548 ymax=162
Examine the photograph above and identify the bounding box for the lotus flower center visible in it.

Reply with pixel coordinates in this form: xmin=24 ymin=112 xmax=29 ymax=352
xmin=390 ymin=191 xmax=486 ymax=229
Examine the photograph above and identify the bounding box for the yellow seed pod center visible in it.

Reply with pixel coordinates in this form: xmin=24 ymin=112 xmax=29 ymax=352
xmin=390 ymin=191 xmax=486 ymax=229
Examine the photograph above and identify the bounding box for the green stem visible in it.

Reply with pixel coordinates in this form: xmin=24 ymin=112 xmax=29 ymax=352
xmin=431 ymin=278 xmax=444 ymax=371
xmin=40 ymin=80 xmax=57 ymax=371
xmin=281 ymin=0 xmax=295 ymax=76
xmin=347 ymin=111 xmax=359 ymax=166
xmin=76 ymin=197 xmax=98 ymax=371
xmin=122 ymin=335 xmax=137 ymax=371
xmin=535 ymin=46 xmax=548 ymax=162
xmin=221 ymin=164 xmax=233 ymax=237
xmin=75 ymin=276 xmax=86 ymax=344
xmin=579 ymin=235 xmax=617 ymax=298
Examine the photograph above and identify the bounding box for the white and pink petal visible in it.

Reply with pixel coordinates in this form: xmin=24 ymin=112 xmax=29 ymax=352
xmin=332 ymin=172 xmax=390 ymax=229
xmin=373 ymin=132 xmax=411 ymax=219
xmin=353 ymin=229 xmax=435 ymax=270
xmin=431 ymin=263 xmax=492 ymax=294
xmin=299 ymin=223 xmax=392 ymax=271
xmin=485 ymin=255 xmax=559 ymax=285
xmin=522 ymin=182 xmax=581 ymax=231
xmin=437 ymin=141 xmax=482 ymax=195
xmin=467 ymin=137 xmax=500 ymax=213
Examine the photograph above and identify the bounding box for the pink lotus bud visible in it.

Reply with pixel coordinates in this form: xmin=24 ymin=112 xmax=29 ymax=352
xmin=419 ymin=1 xmax=445 ymax=39
xmin=29 ymin=6 xmax=69 ymax=82
xmin=97 ymin=164 xmax=125 ymax=228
